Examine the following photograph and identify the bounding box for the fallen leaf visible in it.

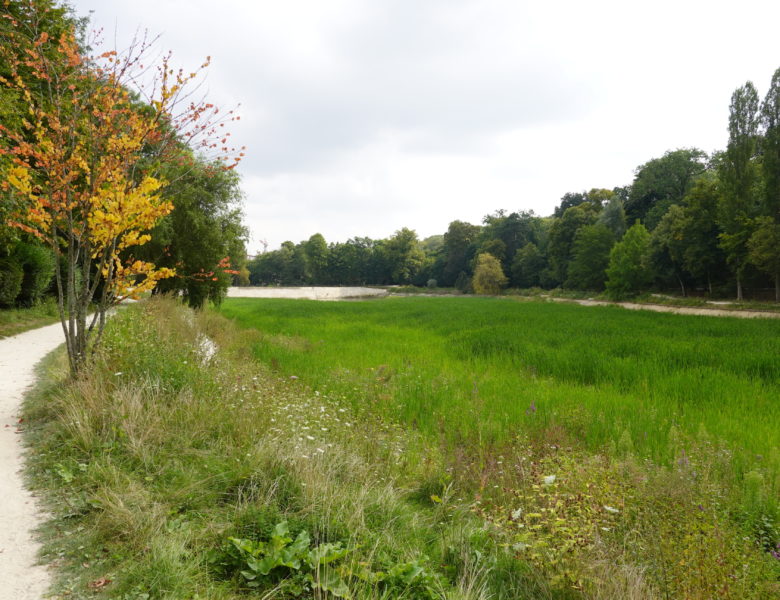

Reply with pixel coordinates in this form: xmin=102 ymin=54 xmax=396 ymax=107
xmin=87 ymin=577 xmax=111 ymax=589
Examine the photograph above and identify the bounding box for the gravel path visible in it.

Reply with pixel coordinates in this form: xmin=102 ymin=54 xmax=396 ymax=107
xmin=227 ymin=286 xmax=388 ymax=300
xmin=0 ymin=322 xmax=64 ymax=599
xmin=550 ymin=297 xmax=780 ymax=318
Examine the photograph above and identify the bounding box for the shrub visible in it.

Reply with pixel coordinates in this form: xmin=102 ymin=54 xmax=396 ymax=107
xmin=14 ymin=242 xmax=55 ymax=306
xmin=454 ymin=271 xmax=471 ymax=293
xmin=0 ymin=257 xmax=23 ymax=306
xmin=426 ymin=278 xmax=437 ymax=288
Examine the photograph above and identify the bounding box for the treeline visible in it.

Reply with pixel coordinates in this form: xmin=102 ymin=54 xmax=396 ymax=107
xmin=0 ymin=0 xmax=249 ymax=310
xmin=251 ymin=71 xmax=780 ymax=301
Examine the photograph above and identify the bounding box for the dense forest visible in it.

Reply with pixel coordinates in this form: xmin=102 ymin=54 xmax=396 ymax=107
xmin=249 ymin=74 xmax=780 ymax=301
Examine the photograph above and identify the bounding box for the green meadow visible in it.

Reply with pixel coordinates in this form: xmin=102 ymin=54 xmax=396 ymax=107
xmin=22 ymin=297 xmax=780 ymax=598
xmin=220 ymin=296 xmax=780 ymax=475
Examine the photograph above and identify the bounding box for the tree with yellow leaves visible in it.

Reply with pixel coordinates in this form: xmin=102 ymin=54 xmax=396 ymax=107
xmin=0 ymin=7 xmax=241 ymax=373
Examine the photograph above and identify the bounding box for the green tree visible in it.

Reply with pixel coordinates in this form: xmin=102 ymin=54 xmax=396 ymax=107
xmin=511 ymin=242 xmax=546 ymax=288
xmin=565 ymin=224 xmax=615 ymax=291
xmin=597 ymin=195 xmax=627 ymax=238
xmin=479 ymin=210 xmax=542 ymax=273
xmin=441 ymin=221 xmax=480 ymax=286
xmin=554 ymin=191 xmax=588 ymax=217
xmin=479 ymin=238 xmax=507 ymax=262
xmin=625 ymin=148 xmax=708 ymax=228
xmin=718 ymin=82 xmax=761 ymax=300
xmin=547 ymin=203 xmax=600 ymax=284
xmin=605 ymin=222 xmax=654 ymax=299
xmin=471 ymin=253 xmax=507 ymax=295
xmin=761 ymin=67 xmax=780 ymax=220
xmin=141 ymin=158 xmax=247 ymax=308
xmin=747 ymin=217 xmax=780 ymax=301
xmin=676 ymin=176 xmax=725 ymax=294
xmin=304 ymin=233 xmax=329 ymax=284
xmin=651 ymin=205 xmax=689 ymax=296
xmin=383 ymin=228 xmax=425 ymax=284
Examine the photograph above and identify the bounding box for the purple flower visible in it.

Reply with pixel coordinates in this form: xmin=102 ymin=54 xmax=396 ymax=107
xmin=526 ymin=400 xmax=537 ymax=415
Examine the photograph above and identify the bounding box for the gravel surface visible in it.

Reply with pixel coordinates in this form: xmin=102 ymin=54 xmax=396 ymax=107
xmin=0 ymin=322 xmax=63 ymax=599
xmin=554 ymin=297 xmax=780 ymax=318
xmin=227 ymin=286 xmax=388 ymax=300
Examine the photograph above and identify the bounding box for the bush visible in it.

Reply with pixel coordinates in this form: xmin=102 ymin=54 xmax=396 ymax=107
xmin=14 ymin=242 xmax=55 ymax=306
xmin=426 ymin=278 xmax=437 ymax=288
xmin=454 ymin=271 xmax=471 ymax=293
xmin=472 ymin=253 xmax=508 ymax=295
xmin=0 ymin=257 xmax=24 ymax=307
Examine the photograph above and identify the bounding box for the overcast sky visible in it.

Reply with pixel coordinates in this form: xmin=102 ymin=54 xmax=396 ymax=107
xmin=70 ymin=0 xmax=780 ymax=252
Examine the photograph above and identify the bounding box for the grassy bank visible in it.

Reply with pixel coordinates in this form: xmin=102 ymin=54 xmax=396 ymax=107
xmin=219 ymin=295 xmax=780 ymax=597
xmin=24 ymin=298 xmax=561 ymax=599
xmin=0 ymin=297 xmax=59 ymax=337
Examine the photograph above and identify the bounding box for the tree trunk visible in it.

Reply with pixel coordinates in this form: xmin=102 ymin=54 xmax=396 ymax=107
xmin=736 ymin=272 xmax=743 ymax=301
xmin=677 ymin=274 xmax=686 ymax=297
xmin=776 ymin=273 xmax=779 ymax=303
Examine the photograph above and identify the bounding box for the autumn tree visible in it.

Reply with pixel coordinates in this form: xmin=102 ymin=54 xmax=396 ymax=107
xmin=0 ymin=17 xmax=241 ymax=373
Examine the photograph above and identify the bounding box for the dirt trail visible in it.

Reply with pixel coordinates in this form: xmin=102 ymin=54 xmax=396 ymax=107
xmin=549 ymin=297 xmax=780 ymax=318
xmin=0 ymin=321 xmax=64 ymax=599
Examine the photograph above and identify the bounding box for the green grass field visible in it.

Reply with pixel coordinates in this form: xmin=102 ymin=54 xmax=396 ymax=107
xmin=220 ymin=296 xmax=780 ymax=472
xmin=216 ymin=296 xmax=780 ymax=597
xmin=23 ymin=297 xmax=780 ymax=598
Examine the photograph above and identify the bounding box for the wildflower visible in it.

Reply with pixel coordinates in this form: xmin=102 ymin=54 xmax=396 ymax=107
xmin=603 ymin=505 xmax=620 ymax=514
xmin=511 ymin=508 xmax=523 ymax=520
xmin=290 ymin=375 xmax=298 ymax=380
xmin=525 ymin=400 xmax=536 ymax=415
xmin=543 ymin=475 xmax=556 ymax=485
xmin=114 ymin=372 xmax=123 ymax=376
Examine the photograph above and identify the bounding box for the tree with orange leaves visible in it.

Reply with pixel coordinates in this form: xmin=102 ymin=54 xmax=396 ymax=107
xmin=0 ymin=4 xmax=242 ymax=374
